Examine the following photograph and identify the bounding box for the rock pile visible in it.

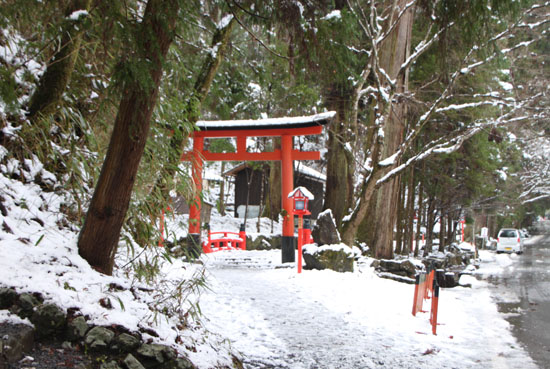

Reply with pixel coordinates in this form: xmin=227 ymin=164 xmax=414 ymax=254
xmin=371 ymin=259 xmax=420 ymax=284
xmin=303 ymin=244 xmax=355 ymax=273
xmin=0 ymin=287 xmax=199 ymax=369
xmin=303 ymin=210 xmax=355 ymax=272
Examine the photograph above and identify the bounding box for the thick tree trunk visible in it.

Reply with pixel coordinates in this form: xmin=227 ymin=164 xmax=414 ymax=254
xmin=324 ymin=85 xmax=354 ymax=227
xmin=367 ymin=0 xmax=414 ymax=259
xmin=78 ymin=0 xmax=179 ymax=275
xmin=27 ymin=0 xmax=92 ymax=120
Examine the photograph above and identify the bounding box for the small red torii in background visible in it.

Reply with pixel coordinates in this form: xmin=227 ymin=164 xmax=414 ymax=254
xmin=181 ymin=112 xmax=335 ymax=262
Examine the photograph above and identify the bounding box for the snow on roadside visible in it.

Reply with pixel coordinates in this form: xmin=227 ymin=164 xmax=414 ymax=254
xmin=199 ymin=249 xmax=537 ymax=369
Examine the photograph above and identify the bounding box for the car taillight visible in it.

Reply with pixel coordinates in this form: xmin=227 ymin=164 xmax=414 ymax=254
xmin=518 ymin=237 xmax=520 ymax=243
xmin=498 ymin=237 xmax=500 ymax=243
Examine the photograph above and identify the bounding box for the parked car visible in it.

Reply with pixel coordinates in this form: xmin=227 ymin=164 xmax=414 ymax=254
xmin=496 ymin=228 xmax=524 ymax=254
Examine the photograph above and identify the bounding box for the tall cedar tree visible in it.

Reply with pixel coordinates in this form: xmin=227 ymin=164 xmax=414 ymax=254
xmin=78 ymin=0 xmax=180 ymax=275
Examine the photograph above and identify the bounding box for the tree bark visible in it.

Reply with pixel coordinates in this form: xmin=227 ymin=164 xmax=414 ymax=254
xmin=323 ymin=85 xmax=355 ymax=227
xmin=366 ymin=0 xmax=414 ymax=259
xmin=404 ymin=167 xmax=415 ymax=255
xmin=78 ymin=0 xmax=179 ymax=275
xmin=27 ymin=0 xmax=92 ymax=121
xmin=395 ymin=178 xmax=406 ymax=255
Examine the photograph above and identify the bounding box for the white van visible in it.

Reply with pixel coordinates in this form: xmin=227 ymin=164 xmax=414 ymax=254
xmin=496 ymin=228 xmax=524 ymax=254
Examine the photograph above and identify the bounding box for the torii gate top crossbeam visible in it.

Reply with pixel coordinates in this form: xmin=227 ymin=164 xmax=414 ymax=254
xmin=194 ymin=111 xmax=334 ymax=134
xmin=183 ymin=112 xmax=335 ymax=162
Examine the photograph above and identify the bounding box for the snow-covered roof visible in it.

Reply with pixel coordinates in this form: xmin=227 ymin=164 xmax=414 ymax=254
xmin=222 ymin=162 xmax=265 ymax=177
xmin=196 ymin=111 xmax=336 ymax=131
xmin=203 ymin=169 xmax=224 ymax=182
xmin=295 ymin=163 xmax=326 ymax=183
xmin=287 ymin=186 xmax=314 ymax=200
xmin=223 ymin=162 xmax=326 ymax=183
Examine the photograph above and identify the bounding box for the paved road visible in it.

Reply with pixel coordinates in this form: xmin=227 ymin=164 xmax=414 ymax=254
xmin=482 ymin=224 xmax=550 ymax=369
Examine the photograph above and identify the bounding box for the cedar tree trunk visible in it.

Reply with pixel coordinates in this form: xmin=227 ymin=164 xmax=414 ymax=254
xmin=367 ymin=0 xmax=414 ymax=259
xmin=323 ymin=84 xmax=354 ymax=227
xmin=78 ymin=0 xmax=179 ymax=275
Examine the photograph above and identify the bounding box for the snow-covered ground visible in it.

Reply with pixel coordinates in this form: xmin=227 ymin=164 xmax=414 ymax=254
xmin=198 ymin=250 xmax=537 ymax=369
xmin=0 ymin=156 xmax=539 ymax=368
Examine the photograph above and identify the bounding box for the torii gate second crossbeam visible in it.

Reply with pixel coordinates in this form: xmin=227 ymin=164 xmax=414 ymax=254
xmin=182 ymin=111 xmax=335 ymax=263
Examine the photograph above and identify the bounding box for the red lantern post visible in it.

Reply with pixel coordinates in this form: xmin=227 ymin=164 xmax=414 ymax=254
xmin=288 ymin=187 xmax=314 ymax=273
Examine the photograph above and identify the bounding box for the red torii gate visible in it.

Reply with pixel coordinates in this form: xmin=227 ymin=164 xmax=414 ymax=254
xmin=182 ymin=111 xmax=335 ymax=262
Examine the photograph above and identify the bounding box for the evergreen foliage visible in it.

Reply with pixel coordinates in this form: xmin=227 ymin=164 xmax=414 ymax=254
xmin=0 ymin=0 xmax=548 ymax=270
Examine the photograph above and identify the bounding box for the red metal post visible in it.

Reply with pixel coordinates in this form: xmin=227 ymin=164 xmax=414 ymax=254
xmin=239 ymin=223 xmax=246 ymax=250
xmin=303 ymin=227 xmax=313 ymax=245
xmin=189 ymin=137 xmax=203 ymax=235
xmin=281 ymin=135 xmax=295 ymax=263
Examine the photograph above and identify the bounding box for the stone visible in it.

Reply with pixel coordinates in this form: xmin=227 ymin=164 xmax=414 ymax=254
xmin=0 ymin=288 xmax=18 ymax=309
xmin=435 ymin=270 xmax=460 ymax=288
xmin=175 ymin=357 xmax=196 ymax=369
xmin=245 ymin=235 xmax=280 ymax=250
xmin=445 ymin=253 xmax=463 ymax=267
xmin=137 ymin=343 xmax=175 ymax=366
xmin=311 ymin=209 xmax=341 ymax=246
xmin=112 ymin=333 xmax=140 ymax=353
xmin=31 ymin=303 xmax=66 ymax=338
xmin=303 ymin=244 xmax=354 ymax=273
xmin=84 ymin=326 xmax=115 ymax=350
xmin=67 ymin=316 xmax=89 ymax=341
xmin=100 ymin=361 xmax=122 ymax=369
xmin=376 ymin=259 xmax=418 ymax=279
xmin=0 ymin=323 xmax=34 ymax=363
xmin=18 ymin=293 xmax=40 ymax=317
xmin=124 ymin=354 xmax=146 ymax=369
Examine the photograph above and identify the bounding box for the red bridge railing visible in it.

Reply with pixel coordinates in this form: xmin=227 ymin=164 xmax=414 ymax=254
xmin=202 ymin=224 xmax=246 ymax=253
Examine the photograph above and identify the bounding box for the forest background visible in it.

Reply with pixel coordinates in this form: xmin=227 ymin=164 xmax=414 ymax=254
xmin=0 ymin=0 xmax=549 ymax=276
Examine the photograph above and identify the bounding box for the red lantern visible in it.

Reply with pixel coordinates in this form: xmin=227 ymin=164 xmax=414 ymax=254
xmin=288 ymin=187 xmax=314 ymax=273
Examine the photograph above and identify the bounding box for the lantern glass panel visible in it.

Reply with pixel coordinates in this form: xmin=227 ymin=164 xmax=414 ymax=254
xmin=295 ymin=200 xmax=305 ymax=210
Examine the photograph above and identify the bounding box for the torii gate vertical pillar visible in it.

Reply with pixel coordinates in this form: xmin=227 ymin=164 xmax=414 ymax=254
xmin=187 ymin=137 xmax=203 ymax=257
xmin=281 ymin=135 xmax=295 ymax=263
